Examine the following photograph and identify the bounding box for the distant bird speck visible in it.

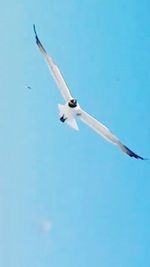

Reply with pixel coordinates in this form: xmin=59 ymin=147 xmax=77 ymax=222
xmin=27 ymin=86 xmax=32 ymax=90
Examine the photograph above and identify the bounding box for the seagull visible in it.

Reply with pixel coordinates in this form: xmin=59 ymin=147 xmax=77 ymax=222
xmin=33 ymin=25 xmax=145 ymax=160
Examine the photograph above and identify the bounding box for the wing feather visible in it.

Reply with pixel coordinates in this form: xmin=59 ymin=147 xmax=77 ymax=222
xmin=33 ymin=25 xmax=73 ymax=102
xmin=79 ymin=109 xmax=144 ymax=159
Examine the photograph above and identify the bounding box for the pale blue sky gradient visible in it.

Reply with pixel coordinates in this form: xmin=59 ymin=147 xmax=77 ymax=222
xmin=0 ymin=1 xmax=150 ymax=266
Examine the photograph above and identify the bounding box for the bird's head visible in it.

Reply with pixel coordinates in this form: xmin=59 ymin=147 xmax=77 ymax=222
xmin=68 ymin=99 xmax=78 ymax=108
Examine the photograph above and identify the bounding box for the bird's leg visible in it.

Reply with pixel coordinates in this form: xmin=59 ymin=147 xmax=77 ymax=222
xmin=60 ymin=115 xmax=67 ymax=123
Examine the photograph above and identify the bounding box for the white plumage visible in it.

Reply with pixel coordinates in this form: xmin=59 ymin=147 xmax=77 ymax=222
xmin=33 ymin=25 xmax=145 ymax=160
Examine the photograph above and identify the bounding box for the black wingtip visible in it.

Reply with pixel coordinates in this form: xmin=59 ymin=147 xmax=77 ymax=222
xmin=33 ymin=24 xmax=36 ymax=35
xmin=33 ymin=24 xmax=39 ymax=44
xmin=121 ymin=144 xmax=145 ymax=160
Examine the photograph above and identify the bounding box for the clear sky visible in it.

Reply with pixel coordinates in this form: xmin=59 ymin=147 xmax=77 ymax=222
xmin=1 ymin=0 xmax=150 ymax=266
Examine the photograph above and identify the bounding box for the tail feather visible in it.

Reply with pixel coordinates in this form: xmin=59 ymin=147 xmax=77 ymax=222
xmin=66 ymin=118 xmax=79 ymax=131
xmin=58 ymin=104 xmax=79 ymax=131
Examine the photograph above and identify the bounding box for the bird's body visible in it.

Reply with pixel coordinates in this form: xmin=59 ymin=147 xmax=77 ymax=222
xmin=33 ymin=25 xmax=145 ymax=160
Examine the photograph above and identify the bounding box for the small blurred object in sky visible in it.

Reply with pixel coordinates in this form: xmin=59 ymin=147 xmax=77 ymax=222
xmin=40 ymin=220 xmax=53 ymax=234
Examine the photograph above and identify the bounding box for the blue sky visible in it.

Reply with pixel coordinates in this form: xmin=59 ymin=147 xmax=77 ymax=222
xmin=0 ymin=0 xmax=150 ymax=266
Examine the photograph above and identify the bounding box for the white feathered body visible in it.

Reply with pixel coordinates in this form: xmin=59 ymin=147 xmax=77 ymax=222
xmin=58 ymin=103 xmax=80 ymax=131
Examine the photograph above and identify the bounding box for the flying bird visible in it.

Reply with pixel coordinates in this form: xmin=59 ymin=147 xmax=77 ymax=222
xmin=33 ymin=25 xmax=145 ymax=160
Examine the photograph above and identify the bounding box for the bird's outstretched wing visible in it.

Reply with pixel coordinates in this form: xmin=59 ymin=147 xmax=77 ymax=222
xmin=33 ymin=25 xmax=73 ymax=102
xmin=79 ymin=109 xmax=144 ymax=159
